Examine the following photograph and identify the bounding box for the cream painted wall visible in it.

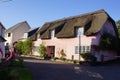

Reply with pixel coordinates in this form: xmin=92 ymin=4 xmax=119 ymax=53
xmin=5 ymin=22 xmax=30 ymax=48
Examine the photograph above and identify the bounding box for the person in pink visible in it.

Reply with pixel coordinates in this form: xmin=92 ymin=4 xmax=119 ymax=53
xmin=5 ymin=49 xmax=14 ymax=61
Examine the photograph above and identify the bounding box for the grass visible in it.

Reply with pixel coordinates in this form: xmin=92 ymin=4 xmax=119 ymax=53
xmin=0 ymin=57 xmax=33 ymax=80
xmin=0 ymin=68 xmax=33 ymax=80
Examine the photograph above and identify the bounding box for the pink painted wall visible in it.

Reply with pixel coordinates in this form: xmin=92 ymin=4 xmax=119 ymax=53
xmin=33 ymin=35 xmax=94 ymax=60
xmin=33 ymin=20 xmax=117 ymax=61
xmin=91 ymin=20 xmax=117 ymax=61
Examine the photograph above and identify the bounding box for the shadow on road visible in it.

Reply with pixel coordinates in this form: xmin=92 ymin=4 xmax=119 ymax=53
xmin=21 ymin=56 xmax=120 ymax=80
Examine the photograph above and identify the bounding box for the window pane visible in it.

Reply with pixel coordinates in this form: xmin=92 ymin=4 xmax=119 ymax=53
xmin=75 ymin=46 xmax=79 ymax=54
xmin=51 ymin=30 xmax=55 ymax=38
xmin=8 ymin=33 xmax=11 ymax=37
xmin=83 ymin=46 xmax=85 ymax=52
xmin=76 ymin=27 xmax=84 ymax=37
xmin=86 ymin=46 xmax=89 ymax=52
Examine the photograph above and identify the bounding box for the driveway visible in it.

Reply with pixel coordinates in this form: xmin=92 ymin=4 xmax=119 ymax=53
xmin=22 ymin=56 xmax=120 ymax=80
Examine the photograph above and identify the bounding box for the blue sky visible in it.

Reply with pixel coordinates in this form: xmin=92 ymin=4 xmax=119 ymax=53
xmin=0 ymin=0 xmax=120 ymax=29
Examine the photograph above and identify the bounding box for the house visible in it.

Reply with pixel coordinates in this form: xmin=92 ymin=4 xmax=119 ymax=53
xmin=31 ymin=9 xmax=118 ymax=62
xmin=0 ymin=22 xmax=6 ymax=60
xmin=5 ymin=21 xmax=31 ymax=49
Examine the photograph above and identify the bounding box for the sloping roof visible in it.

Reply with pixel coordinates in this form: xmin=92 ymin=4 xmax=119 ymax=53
xmin=0 ymin=36 xmax=6 ymax=42
xmin=5 ymin=21 xmax=31 ymax=33
xmin=36 ymin=9 xmax=117 ymax=39
xmin=28 ymin=26 xmax=42 ymax=41
xmin=28 ymin=27 xmax=39 ymax=40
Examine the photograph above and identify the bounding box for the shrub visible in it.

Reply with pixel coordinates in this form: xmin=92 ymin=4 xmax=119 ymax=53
xmin=15 ymin=41 xmax=23 ymax=55
xmin=15 ymin=39 xmax=32 ymax=55
xmin=22 ymin=39 xmax=32 ymax=55
xmin=39 ymin=44 xmax=46 ymax=58
xmin=80 ymin=52 xmax=96 ymax=62
xmin=59 ymin=57 xmax=66 ymax=61
xmin=99 ymin=32 xmax=119 ymax=51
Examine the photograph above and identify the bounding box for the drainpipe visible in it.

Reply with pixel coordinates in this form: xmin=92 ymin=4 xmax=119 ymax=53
xmin=79 ymin=35 xmax=81 ymax=62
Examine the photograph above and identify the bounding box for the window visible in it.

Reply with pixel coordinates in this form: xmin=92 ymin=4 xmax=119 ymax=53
xmin=75 ymin=27 xmax=84 ymax=37
xmin=50 ymin=46 xmax=55 ymax=54
xmin=75 ymin=46 xmax=79 ymax=54
xmin=50 ymin=30 xmax=55 ymax=38
xmin=83 ymin=46 xmax=85 ymax=52
xmin=37 ymin=33 xmax=40 ymax=39
xmin=33 ymin=46 xmax=39 ymax=52
xmin=8 ymin=33 xmax=11 ymax=37
xmin=86 ymin=46 xmax=90 ymax=52
xmin=75 ymin=46 xmax=91 ymax=54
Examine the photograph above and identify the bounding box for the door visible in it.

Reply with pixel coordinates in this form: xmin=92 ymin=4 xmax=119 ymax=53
xmin=47 ymin=46 xmax=55 ymax=58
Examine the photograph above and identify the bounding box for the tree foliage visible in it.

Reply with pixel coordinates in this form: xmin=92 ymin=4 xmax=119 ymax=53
xmin=22 ymin=39 xmax=32 ymax=55
xmin=15 ymin=39 xmax=32 ymax=55
xmin=15 ymin=41 xmax=23 ymax=55
xmin=99 ymin=32 xmax=119 ymax=51
xmin=116 ymin=20 xmax=120 ymax=29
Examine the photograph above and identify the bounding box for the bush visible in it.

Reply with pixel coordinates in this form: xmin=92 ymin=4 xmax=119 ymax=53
xmin=80 ymin=52 xmax=96 ymax=62
xmin=15 ymin=41 xmax=23 ymax=55
xmin=22 ymin=39 xmax=32 ymax=55
xmin=0 ymin=68 xmax=33 ymax=80
xmin=39 ymin=44 xmax=46 ymax=58
xmin=10 ymin=58 xmax=24 ymax=67
xmin=15 ymin=39 xmax=32 ymax=55
xmin=59 ymin=57 xmax=66 ymax=61
xmin=0 ymin=58 xmax=33 ymax=80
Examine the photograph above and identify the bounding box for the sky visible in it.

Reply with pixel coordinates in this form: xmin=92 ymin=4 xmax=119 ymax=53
xmin=0 ymin=0 xmax=120 ymax=29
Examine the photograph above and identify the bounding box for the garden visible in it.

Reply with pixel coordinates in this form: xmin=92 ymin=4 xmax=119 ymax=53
xmin=0 ymin=57 xmax=33 ymax=80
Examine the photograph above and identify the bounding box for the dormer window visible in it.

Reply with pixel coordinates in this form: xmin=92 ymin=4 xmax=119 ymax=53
xmin=37 ymin=33 xmax=40 ymax=39
xmin=50 ymin=30 xmax=55 ymax=38
xmin=75 ymin=27 xmax=84 ymax=37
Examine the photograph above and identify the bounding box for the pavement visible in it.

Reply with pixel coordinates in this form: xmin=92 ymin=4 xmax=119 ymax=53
xmin=22 ymin=56 xmax=120 ymax=80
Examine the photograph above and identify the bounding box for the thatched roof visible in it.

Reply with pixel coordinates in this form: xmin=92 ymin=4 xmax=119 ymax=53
xmin=28 ymin=27 xmax=39 ymax=41
xmin=36 ymin=9 xmax=117 ymax=39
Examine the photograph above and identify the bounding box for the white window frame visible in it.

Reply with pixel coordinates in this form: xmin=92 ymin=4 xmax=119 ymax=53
xmin=76 ymin=27 xmax=84 ymax=37
xmin=50 ymin=29 xmax=55 ymax=38
xmin=75 ymin=46 xmax=91 ymax=54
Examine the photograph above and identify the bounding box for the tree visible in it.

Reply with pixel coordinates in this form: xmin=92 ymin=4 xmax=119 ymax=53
xmin=116 ymin=20 xmax=120 ymax=38
xmin=22 ymin=39 xmax=32 ymax=55
xmin=116 ymin=20 xmax=120 ymax=29
xmin=15 ymin=41 xmax=23 ymax=55
xmin=99 ymin=32 xmax=119 ymax=51
xmin=15 ymin=39 xmax=32 ymax=55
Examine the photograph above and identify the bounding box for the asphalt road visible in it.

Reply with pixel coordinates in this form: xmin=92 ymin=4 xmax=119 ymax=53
xmin=23 ymin=56 xmax=120 ymax=80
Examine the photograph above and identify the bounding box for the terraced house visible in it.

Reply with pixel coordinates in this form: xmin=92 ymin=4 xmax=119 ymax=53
xmin=31 ymin=9 xmax=118 ymax=62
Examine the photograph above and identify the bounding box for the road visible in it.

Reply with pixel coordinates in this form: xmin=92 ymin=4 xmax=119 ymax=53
xmin=23 ymin=56 xmax=120 ymax=80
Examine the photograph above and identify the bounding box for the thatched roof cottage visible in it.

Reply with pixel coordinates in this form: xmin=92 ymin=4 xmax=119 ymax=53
xmin=32 ymin=9 xmax=118 ymax=62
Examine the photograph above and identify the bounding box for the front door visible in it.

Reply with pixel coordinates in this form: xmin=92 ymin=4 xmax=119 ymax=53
xmin=47 ymin=46 xmax=55 ymax=58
